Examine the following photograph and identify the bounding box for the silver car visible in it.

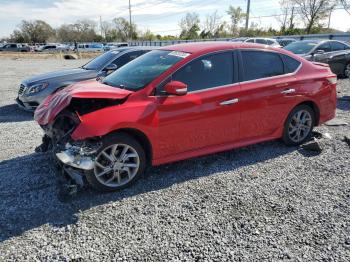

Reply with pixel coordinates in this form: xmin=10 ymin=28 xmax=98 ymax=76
xmin=17 ymin=47 xmax=153 ymax=111
xmin=231 ymin=37 xmax=282 ymax=48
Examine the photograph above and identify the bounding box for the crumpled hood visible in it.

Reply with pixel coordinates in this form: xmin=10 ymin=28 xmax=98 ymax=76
xmin=34 ymin=79 xmax=133 ymax=125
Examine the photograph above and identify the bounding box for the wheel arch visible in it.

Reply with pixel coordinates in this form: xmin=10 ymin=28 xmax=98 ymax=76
xmin=108 ymin=128 xmax=153 ymax=165
xmin=294 ymin=100 xmax=320 ymax=126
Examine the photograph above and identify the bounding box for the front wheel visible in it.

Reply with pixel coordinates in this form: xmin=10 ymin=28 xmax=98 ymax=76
xmin=85 ymin=133 xmax=146 ymax=192
xmin=282 ymin=105 xmax=315 ymax=146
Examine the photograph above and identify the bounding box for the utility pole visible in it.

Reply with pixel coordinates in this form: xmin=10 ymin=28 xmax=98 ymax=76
xmin=129 ymin=0 xmax=132 ymax=40
xmin=100 ymin=16 xmax=103 ymax=39
xmin=245 ymin=0 xmax=251 ymax=30
xmin=327 ymin=10 xmax=332 ymax=29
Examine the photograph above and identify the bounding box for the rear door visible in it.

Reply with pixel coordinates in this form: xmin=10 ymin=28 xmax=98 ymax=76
xmin=327 ymin=41 xmax=350 ymax=75
xmin=155 ymin=51 xmax=241 ymax=157
xmin=238 ymin=50 xmax=300 ymax=140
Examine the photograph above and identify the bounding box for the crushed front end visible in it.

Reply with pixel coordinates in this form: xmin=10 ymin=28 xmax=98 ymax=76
xmin=33 ymin=80 xmax=132 ymax=188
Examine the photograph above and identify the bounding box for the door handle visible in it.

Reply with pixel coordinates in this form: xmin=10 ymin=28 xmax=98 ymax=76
xmin=281 ymin=88 xmax=296 ymax=94
xmin=220 ymin=98 xmax=239 ymax=106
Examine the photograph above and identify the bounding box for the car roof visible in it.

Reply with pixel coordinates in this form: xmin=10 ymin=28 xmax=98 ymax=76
xmin=159 ymin=41 xmax=284 ymax=54
xmin=106 ymin=46 xmax=156 ymax=53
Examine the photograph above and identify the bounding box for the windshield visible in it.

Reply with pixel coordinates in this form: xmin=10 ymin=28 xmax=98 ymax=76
xmin=82 ymin=50 xmax=120 ymax=70
xmin=102 ymin=50 xmax=189 ymax=91
xmin=284 ymin=41 xmax=318 ymax=54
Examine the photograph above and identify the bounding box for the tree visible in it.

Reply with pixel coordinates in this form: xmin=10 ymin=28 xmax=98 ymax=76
xmin=112 ymin=17 xmax=137 ymax=41
xmin=101 ymin=21 xmax=114 ymax=41
xmin=57 ymin=20 xmax=99 ymax=42
xmin=179 ymin=13 xmax=200 ymax=39
xmin=201 ymin=11 xmax=222 ymax=38
xmin=276 ymin=0 xmax=296 ymax=33
xmin=139 ymin=29 xmax=157 ymax=41
xmin=291 ymin=0 xmax=336 ymax=34
xmin=227 ymin=6 xmax=246 ymax=36
xmin=340 ymin=0 xmax=350 ymax=14
xmin=11 ymin=20 xmax=54 ymax=43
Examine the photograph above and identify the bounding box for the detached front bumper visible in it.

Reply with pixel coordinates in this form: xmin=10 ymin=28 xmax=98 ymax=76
xmin=53 ymin=141 xmax=101 ymax=187
xmin=56 ymin=148 xmax=95 ymax=170
xmin=55 ymin=141 xmax=101 ymax=171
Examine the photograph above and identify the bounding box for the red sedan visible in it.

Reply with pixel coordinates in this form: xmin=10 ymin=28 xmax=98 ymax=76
xmin=34 ymin=42 xmax=337 ymax=191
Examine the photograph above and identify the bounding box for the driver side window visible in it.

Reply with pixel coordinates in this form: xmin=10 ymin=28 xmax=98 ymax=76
xmin=316 ymin=43 xmax=331 ymax=53
xmin=171 ymin=51 xmax=235 ymax=92
xmin=112 ymin=51 xmax=144 ymax=69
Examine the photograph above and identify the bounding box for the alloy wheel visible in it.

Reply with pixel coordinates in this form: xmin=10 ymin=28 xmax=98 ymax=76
xmin=345 ymin=63 xmax=350 ymax=78
xmin=288 ymin=110 xmax=312 ymax=143
xmin=93 ymin=143 xmax=140 ymax=187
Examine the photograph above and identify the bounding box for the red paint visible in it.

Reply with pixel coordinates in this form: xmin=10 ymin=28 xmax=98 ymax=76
xmin=34 ymin=80 xmax=132 ymax=125
xmin=35 ymin=42 xmax=337 ymax=166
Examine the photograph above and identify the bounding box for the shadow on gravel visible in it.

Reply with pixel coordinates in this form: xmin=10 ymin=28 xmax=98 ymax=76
xmin=0 ymin=103 xmax=33 ymax=123
xmin=0 ymin=140 xmax=296 ymax=242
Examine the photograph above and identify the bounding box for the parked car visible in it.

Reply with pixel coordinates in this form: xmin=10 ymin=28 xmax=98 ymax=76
xmin=276 ymin=38 xmax=297 ymax=47
xmin=0 ymin=43 xmax=30 ymax=52
xmin=104 ymin=43 xmax=129 ymax=51
xmin=17 ymin=47 xmax=153 ymax=111
xmin=34 ymin=42 xmax=337 ymax=192
xmin=231 ymin=37 xmax=281 ymax=48
xmin=77 ymin=43 xmax=104 ymax=52
xmin=35 ymin=44 xmax=70 ymax=52
xmin=284 ymin=40 xmax=350 ymax=77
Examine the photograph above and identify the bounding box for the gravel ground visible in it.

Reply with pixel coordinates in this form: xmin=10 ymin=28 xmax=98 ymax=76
xmin=0 ymin=58 xmax=349 ymax=261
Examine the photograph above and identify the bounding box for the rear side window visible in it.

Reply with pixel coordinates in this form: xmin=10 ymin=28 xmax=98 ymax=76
xmin=172 ymin=52 xmax=235 ymax=92
xmin=246 ymin=39 xmax=255 ymax=43
xmin=256 ymin=39 xmax=267 ymax=44
xmin=241 ymin=51 xmax=284 ymax=81
xmin=281 ymin=55 xmax=301 ymax=73
xmin=331 ymin=42 xmax=347 ymax=51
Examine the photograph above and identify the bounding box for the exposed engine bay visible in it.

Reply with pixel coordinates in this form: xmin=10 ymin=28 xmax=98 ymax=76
xmin=36 ymin=97 xmax=127 ymax=190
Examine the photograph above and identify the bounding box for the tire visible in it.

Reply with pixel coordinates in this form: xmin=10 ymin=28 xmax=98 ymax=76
xmin=85 ymin=133 xmax=146 ymax=192
xmin=282 ymin=104 xmax=315 ymax=146
xmin=344 ymin=62 xmax=350 ymax=78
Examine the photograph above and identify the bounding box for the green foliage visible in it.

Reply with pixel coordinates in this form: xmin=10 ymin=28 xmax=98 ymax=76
xmin=10 ymin=20 xmax=54 ymax=43
xmin=179 ymin=13 xmax=201 ymax=39
xmin=227 ymin=6 xmax=246 ymax=35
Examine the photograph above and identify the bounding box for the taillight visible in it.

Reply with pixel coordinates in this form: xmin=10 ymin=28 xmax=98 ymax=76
xmin=327 ymin=76 xmax=337 ymax=85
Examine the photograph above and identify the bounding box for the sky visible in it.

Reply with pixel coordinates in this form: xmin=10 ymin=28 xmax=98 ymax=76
xmin=0 ymin=0 xmax=349 ymax=38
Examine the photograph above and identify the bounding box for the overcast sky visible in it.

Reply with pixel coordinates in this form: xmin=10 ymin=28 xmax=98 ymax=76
xmin=0 ymin=0 xmax=349 ymax=38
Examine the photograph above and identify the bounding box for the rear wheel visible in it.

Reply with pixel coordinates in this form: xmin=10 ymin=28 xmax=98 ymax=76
xmin=85 ymin=133 xmax=146 ymax=192
xmin=282 ymin=105 xmax=315 ymax=146
xmin=345 ymin=62 xmax=350 ymax=78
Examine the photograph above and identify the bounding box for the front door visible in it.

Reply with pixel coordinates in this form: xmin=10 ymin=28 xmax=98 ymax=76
xmin=155 ymin=51 xmax=241 ymax=158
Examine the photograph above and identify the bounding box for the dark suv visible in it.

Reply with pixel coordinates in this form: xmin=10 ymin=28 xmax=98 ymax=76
xmin=0 ymin=43 xmax=30 ymax=52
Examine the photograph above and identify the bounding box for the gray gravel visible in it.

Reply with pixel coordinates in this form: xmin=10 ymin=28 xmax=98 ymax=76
xmin=0 ymin=58 xmax=349 ymax=261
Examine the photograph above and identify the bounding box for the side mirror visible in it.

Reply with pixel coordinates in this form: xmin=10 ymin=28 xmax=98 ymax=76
xmin=164 ymin=81 xmax=188 ymax=96
xmin=104 ymin=63 xmax=118 ymax=72
xmin=315 ymin=49 xmax=325 ymax=55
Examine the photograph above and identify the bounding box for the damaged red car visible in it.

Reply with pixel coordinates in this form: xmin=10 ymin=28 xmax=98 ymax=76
xmin=34 ymin=42 xmax=337 ymax=191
